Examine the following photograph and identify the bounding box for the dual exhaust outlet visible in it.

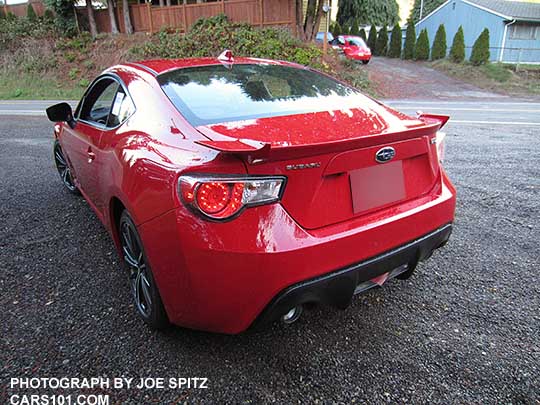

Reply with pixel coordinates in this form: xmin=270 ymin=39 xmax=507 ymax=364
xmin=281 ymin=305 xmax=303 ymax=324
xmin=280 ymin=264 xmax=413 ymax=325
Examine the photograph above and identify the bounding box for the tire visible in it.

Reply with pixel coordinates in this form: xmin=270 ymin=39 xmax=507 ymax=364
xmin=362 ymin=60 xmax=369 ymax=65
xmin=119 ymin=210 xmax=169 ymax=329
xmin=53 ymin=140 xmax=80 ymax=195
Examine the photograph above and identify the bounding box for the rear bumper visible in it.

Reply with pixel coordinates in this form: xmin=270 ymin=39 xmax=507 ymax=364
xmin=252 ymin=223 xmax=452 ymax=328
xmin=138 ymin=172 xmax=456 ymax=334
xmin=347 ymin=53 xmax=371 ymax=61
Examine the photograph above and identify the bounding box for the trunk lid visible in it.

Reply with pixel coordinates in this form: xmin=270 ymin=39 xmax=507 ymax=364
xmin=196 ymin=105 xmax=445 ymax=230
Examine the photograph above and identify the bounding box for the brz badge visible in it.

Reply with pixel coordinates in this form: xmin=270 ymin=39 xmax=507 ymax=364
xmin=375 ymin=147 xmax=396 ymax=163
xmin=286 ymin=162 xmax=321 ymax=170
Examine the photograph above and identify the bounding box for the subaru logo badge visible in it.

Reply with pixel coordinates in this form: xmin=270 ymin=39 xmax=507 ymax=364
xmin=375 ymin=147 xmax=396 ymax=163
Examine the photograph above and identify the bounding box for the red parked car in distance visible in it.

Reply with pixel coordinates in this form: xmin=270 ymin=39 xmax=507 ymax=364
xmin=46 ymin=51 xmax=455 ymax=334
xmin=331 ymin=35 xmax=372 ymax=64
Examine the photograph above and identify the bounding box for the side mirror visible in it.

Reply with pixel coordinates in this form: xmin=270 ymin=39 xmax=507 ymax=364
xmin=46 ymin=102 xmax=76 ymax=129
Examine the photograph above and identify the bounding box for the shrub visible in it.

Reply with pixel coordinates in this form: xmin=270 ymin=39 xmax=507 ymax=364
xmin=431 ymin=24 xmax=446 ymax=60
xmin=470 ymin=28 xmax=490 ymax=65
xmin=79 ymin=78 xmax=90 ymax=88
xmin=27 ymin=4 xmax=37 ymax=21
xmin=415 ymin=28 xmax=430 ymax=60
xmin=44 ymin=0 xmax=77 ymax=37
xmin=359 ymin=28 xmax=367 ymax=41
xmin=375 ymin=25 xmax=388 ymax=56
xmin=329 ymin=21 xmax=336 ymax=36
xmin=403 ymin=18 xmax=416 ymax=59
xmin=449 ymin=26 xmax=465 ymax=63
xmin=43 ymin=9 xmax=55 ymax=22
xmin=367 ymin=24 xmax=377 ymax=50
xmin=133 ymin=15 xmax=323 ymax=68
xmin=0 ymin=13 xmax=57 ymax=51
xmin=83 ymin=59 xmax=94 ymax=69
xmin=68 ymin=67 xmax=79 ymax=80
xmin=64 ymin=52 xmax=76 ymax=62
xmin=336 ymin=58 xmax=371 ymax=91
xmin=350 ymin=20 xmax=359 ymax=36
xmin=388 ymin=23 xmax=401 ymax=58
xmin=56 ymin=33 xmax=91 ymax=52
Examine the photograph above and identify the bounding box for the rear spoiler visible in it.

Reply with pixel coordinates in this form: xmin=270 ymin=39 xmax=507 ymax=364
xmin=195 ymin=117 xmax=447 ymax=161
xmin=417 ymin=114 xmax=450 ymax=129
xmin=196 ymin=139 xmax=270 ymax=156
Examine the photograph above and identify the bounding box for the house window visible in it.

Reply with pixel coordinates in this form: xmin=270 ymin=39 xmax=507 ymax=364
xmin=509 ymin=23 xmax=538 ymax=40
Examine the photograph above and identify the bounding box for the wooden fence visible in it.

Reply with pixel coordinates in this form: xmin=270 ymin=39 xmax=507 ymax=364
xmin=3 ymin=0 xmax=46 ymax=18
xmin=74 ymin=0 xmax=295 ymax=35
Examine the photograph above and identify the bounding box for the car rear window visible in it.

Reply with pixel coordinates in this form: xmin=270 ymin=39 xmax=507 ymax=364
xmin=157 ymin=64 xmax=364 ymax=126
xmin=348 ymin=37 xmax=367 ymax=47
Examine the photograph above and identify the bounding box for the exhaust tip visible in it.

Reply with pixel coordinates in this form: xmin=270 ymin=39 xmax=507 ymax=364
xmin=282 ymin=306 xmax=303 ymax=324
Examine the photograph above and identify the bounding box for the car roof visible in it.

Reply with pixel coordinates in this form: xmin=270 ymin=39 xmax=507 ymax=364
xmin=121 ymin=57 xmax=305 ymax=76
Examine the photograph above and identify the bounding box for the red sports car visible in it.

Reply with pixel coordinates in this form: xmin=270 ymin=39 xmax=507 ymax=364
xmin=46 ymin=53 xmax=455 ymax=334
xmin=331 ymin=35 xmax=372 ymax=64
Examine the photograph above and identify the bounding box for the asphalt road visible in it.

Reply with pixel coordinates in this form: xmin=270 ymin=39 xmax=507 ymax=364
xmin=2 ymin=99 xmax=540 ymax=126
xmin=1 ymin=102 xmax=539 ymax=403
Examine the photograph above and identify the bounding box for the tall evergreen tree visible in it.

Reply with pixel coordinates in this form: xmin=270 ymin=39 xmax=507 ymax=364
xmin=415 ymin=29 xmax=430 ymax=60
xmin=470 ymin=28 xmax=490 ymax=65
xmin=449 ymin=25 xmax=465 ymax=63
xmin=431 ymin=24 xmax=447 ymax=60
xmin=403 ymin=18 xmax=416 ymax=59
xmin=359 ymin=28 xmax=367 ymax=41
xmin=350 ymin=20 xmax=360 ymax=35
xmin=367 ymin=24 xmax=378 ymax=50
xmin=333 ymin=21 xmax=343 ymax=36
xmin=26 ymin=4 xmax=37 ymax=21
xmin=388 ymin=23 xmax=402 ymax=58
xmin=375 ymin=25 xmax=388 ymax=56
xmin=409 ymin=0 xmax=445 ymax=23
xmin=337 ymin=0 xmax=399 ymax=27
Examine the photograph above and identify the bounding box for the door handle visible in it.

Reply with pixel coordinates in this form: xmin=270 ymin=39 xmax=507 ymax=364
xmin=87 ymin=148 xmax=96 ymax=163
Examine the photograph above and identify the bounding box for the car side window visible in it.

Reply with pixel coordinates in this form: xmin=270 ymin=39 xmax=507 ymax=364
xmin=107 ymin=88 xmax=135 ymax=128
xmin=79 ymin=78 xmax=119 ymax=126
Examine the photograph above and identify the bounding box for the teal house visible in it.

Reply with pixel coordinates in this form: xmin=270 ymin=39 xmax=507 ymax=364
xmin=415 ymin=0 xmax=540 ymax=63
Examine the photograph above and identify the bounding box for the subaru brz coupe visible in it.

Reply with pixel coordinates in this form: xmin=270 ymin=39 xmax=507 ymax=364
xmin=46 ymin=52 xmax=456 ymax=334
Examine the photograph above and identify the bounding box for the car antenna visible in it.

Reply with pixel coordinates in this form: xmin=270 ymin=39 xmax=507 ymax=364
xmin=218 ymin=49 xmax=234 ymax=69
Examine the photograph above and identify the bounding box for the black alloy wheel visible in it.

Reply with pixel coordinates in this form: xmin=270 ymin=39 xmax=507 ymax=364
xmin=53 ymin=140 xmax=79 ymax=194
xmin=119 ymin=210 xmax=169 ymax=329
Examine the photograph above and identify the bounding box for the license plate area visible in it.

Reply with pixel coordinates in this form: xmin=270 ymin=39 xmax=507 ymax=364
xmin=349 ymin=160 xmax=406 ymax=214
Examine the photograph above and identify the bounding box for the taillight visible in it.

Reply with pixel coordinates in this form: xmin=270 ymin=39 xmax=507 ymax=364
xmin=435 ymin=131 xmax=446 ymax=163
xmin=178 ymin=175 xmax=286 ymax=220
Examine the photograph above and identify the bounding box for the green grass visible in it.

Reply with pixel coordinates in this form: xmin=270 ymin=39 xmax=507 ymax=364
xmin=431 ymin=59 xmax=540 ymax=96
xmin=0 ymin=71 xmax=84 ymax=100
xmin=482 ymin=63 xmax=512 ymax=83
xmin=504 ymin=63 xmax=540 ymax=71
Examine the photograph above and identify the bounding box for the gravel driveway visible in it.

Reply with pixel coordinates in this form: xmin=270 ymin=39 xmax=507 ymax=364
xmin=1 ymin=116 xmax=539 ymax=404
xmin=366 ymin=57 xmax=509 ymax=100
